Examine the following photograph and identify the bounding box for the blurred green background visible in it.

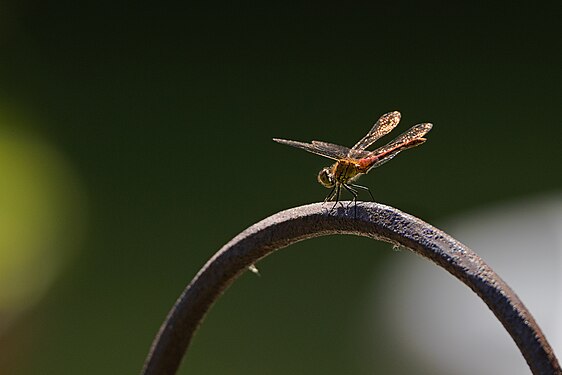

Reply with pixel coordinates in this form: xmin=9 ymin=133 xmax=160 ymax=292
xmin=0 ymin=2 xmax=561 ymax=374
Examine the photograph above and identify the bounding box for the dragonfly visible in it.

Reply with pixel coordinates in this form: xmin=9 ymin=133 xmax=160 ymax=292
xmin=273 ymin=111 xmax=432 ymax=208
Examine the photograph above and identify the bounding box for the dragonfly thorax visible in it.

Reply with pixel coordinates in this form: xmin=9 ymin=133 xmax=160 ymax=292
xmin=317 ymin=160 xmax=364 ymax=189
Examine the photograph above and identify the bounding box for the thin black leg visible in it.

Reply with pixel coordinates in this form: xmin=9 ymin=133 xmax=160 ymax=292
xmin=324 ymin=185 xmax=337 ymax=203
xmin=350 ymin=183 xmax=374 ymax=201
xmin=343 ymin=184 xmax=359 ymax=217
xmin=330 ymin=184 xmax=341 ymax=211
xmin=343 ymin=184 xmax=358 ymax=206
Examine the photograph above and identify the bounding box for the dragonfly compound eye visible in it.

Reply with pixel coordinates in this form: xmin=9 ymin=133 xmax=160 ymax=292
xmin=317 ymin=167 xmax=335 ymax=188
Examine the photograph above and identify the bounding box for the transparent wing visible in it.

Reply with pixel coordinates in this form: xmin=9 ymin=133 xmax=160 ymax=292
xmin=366 ymin=122 xmax=433 ymax=170
xmin=311 ymin=141 xmax=352 ymax=157
xmin=349 ymin=111 xmax=401 ymax=153
xmin=374 ymin=122 xmax=433 ymax=153
xmin=273 ymin=138 xmax=350 ymax=160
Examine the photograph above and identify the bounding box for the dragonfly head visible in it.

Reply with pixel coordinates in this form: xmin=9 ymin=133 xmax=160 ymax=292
xmin=317 ymin=167 xmax=335 ymax=188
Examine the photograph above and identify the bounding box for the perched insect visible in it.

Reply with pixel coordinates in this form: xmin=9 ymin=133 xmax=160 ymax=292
xmin=273 ymin=111 xmax=432 ymax=208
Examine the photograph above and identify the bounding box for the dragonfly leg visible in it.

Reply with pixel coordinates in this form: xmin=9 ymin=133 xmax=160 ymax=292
xmin=350 ymin=183 xmax=374 ymax=201
xmin=324 ymin=185 xmax=337 ymax=203
xmin=330 ymin=184 xmax=342 ymax=211
xmin=343 ymin=184 xmax=359 ymax=217
xmin=343 ymin=184 xmax=358 ymax=207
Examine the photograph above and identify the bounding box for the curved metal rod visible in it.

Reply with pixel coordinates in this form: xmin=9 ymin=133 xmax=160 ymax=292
xmin=141 ymin=202 xmax=561 ymax=375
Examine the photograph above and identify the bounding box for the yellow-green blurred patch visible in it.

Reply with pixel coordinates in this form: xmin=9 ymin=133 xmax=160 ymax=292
xmin=0 ymin=108 xmax=86 ymax=326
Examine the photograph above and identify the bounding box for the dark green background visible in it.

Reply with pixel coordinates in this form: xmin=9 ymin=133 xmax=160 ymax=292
xmin=1 ymin=2 xmax=561 ymax=374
